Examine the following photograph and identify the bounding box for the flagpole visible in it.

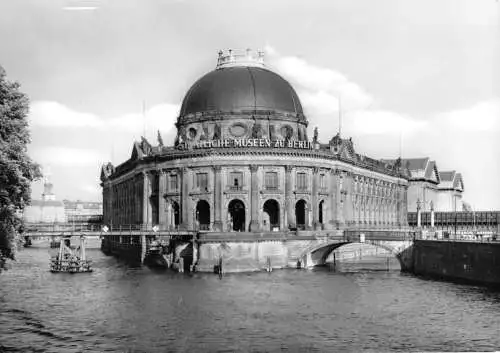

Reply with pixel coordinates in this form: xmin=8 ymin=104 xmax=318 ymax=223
xmin=338 ymin=96 xmax=342 ymax=136
xmin=142 ymin=100 xmax=147 ymax=138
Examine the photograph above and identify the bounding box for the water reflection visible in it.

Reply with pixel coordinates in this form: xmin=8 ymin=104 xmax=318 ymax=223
xmin=1 ymin=248 xmax=500 ymax=352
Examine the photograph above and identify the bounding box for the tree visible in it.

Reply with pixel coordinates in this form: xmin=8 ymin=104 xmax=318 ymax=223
xmin=0 ymin=65 xmax=41 ymax=272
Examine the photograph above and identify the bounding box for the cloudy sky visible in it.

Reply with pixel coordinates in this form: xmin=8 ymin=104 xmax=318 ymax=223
xmin=1 ymin=0 xmax=499 ymax=210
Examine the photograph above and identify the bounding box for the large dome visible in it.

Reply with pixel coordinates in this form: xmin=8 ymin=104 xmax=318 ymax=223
xmin=180 ymin=65 xmax=303 ymax=117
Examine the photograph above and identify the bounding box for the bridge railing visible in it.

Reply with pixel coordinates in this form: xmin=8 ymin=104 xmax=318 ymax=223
xmin=344 ymin=228 xmax=414 ymax=242
xmin=24 ymin=222 xmax=104 ymax=233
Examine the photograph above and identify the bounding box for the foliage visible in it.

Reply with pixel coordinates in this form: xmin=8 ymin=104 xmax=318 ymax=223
xmin=0 ymin=65 xmax=41 ymax=272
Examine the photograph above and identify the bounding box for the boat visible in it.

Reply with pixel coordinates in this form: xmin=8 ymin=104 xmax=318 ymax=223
xmin=143 ymin=240 xmax=170 ymax=268
xmin=50 ymin=235 xmax=93 ymax=273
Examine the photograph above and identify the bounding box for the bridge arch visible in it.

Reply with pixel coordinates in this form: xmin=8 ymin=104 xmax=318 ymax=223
xmin=299 ymin=239 xmax=413 ymax=271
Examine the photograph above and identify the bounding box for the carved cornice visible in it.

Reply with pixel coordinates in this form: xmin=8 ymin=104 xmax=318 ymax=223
xmin=109 ymin=148 xmax=408 ymax=183
xmin=178 ymin=111 xmax=307 ymax=127
xmin=223 ymin=189 xmax=249 ymax=195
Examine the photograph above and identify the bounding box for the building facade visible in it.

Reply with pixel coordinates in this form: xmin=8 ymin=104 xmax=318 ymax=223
xmin=382 ymin=157 xmax=464 ymax=213
xmin=63 ymin=200 xmax=103 ymax=224
xmin=100 ymin=50 xmax=410 ymax=233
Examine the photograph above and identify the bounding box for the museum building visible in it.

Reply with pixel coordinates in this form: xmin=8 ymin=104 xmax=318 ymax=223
xmin=100 ymin=49 xmax=412 ymax=233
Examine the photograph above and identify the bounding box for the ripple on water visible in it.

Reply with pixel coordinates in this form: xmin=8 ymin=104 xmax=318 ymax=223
xmin=1 ymin=248 xmax=500 ymax=352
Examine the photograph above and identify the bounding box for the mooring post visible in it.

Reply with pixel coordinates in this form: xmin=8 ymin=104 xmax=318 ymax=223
xmin=80 ymin=236 xmax=86 ymax=262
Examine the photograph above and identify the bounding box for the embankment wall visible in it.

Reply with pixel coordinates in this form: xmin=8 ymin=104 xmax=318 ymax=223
xmin=412 ymin=240 xmax=500 ymax=285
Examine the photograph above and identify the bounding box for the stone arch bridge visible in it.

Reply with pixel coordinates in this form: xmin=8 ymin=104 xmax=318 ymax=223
xmin=290 ymin=230 xmax=415 ymax=271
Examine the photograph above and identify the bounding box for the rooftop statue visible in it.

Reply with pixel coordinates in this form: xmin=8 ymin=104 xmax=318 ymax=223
xmin=157 ymin=130 xmax=164 ymax=147
xmin=313 ymin=126 xmax=319 ymax=144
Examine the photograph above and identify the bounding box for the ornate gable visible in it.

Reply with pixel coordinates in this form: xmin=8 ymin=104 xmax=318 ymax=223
xmin=424 ymin=160 xmax=440 ymax=184
xmin=454 ymin=173 xmax=464 ymax=191
xmin=100 ymin=162 xmax=115 ymax=182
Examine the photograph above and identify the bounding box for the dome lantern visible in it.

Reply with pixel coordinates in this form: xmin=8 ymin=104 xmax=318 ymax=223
xmin=216 ymin=48 xmax=265 ymax=69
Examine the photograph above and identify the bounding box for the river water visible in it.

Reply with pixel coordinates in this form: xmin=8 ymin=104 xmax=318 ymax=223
xmin=1 ymin=248 xmax=500 ymax=352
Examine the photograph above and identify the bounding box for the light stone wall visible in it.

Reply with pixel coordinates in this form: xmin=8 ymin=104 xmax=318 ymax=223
xmin=104 ymin=153 xmax=408 ymax=231
xmin=437 ymin=190 xmax=463 ymax=212
xmin=407 ymin=181 xmax=439 ymax=212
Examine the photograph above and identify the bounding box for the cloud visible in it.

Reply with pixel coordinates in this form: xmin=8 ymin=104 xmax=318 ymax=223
xmin=265 ymin=45 xmax=425 ymax=141
xmin=30 ymin=100 xmax=180 ymax=135
xmin=29 ymin=101 xmax=104 ymax=128
xmin=30 ymin=147 xmax=105 ymax=167
xmin=80 ymin=184 xmax=101 ymax=195
xmin=265 ymin=45 xmax=374 ymax=112
xmin=108 ymin=103 xmax=179 ymax=135
xmin=434 ymin=100 xmax=500 ymax=132
xmin=348 ymin=110 xmax=427 ymax=136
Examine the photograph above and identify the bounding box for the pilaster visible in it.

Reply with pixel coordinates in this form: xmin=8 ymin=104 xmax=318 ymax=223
xmin=181 ymin=167 xmax=190 ymax=230
xmin=329 ymin=169 xmax=338 ymax=229
xmin=142 ymin=171 xmax=151 ymax=227
xmin=213 ymin=165 xmax=223 ymax=231
xmin=312 ymin=167 xmax=320 ymax=230
xmin=249 ymin=164 xmax=260 ymax=232
xmin=285 ymin=165 xmax=294 ymax=229
xmin=159 ymin=169 xmax=167 ymax=229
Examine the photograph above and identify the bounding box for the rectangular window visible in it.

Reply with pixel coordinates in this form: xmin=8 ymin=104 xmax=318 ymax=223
xmin=152 ymin=174 xmax=159 ymax=194
xmin=230 ymin=172 xmax=243 ymax=190
xmin=320 ymin=174 xmax=326 ymax=190
xmin=196 ymin=173 xmax=208 ymax=190
xmin=297 ymin=172 xmax=308 ymax=190
xmin=265 ymin=172 xmax=278 ymax=189
xmin=169 ymin=175 xmax=178 ymax=192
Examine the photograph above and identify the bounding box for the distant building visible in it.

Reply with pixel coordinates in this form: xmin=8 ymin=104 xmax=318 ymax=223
xmin=23 ymin=175 xmax=66 ymax=223
xmin=63 ymin=200 xmax=103 ymax=224
xmin=382 ymin=157 xmax=464 ymax=213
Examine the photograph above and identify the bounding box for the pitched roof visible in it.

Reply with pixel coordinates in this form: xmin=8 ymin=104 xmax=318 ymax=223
xmin=424 ymin=160 xmax=440 ymax=183
xmin=380 ymin=157 xmax=429 ymax=171
xmin=381 ymin=157 xmax=439 ymax=183
xmin=438 ymin=170 xmax=464 ymax=191
xmin=403 ymin=158 xmax=429 ymax=171
xmin=439 ymin=171 xmax=455 ymax=181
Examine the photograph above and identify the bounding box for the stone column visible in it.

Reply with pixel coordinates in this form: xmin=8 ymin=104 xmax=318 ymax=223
xmin=343 ymin=172 xmax=353 ymax=227
xmin=430 ymin=200 xmax=435 ymax=228
xmin=213 ymin=165 xmax=223 ymax=231
xmin=285 ymin=165 xmax=294 ymax=229
xmin=329 ymin=169 xmax=338 ymax=229
xmin=142 ymin=171 xmax=151 ymax=228
xmin=181 ymin=167 xmax=191 ymax=230
xmin=338 ymin=172 xmax=345 ymax=228
xmin=312 ymin=167 xmax=320 ymax=230
xmin=416 ymin=199 xmax=422 ymax=228
xmin=249 ymin=165 xmax=260 ymax=232
xmin=159 ymin=170 xmax=167 ymax=230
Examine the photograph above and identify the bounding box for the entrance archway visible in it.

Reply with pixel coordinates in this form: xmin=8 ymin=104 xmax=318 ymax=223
xmin=295 ymin=199 xmax=307 ymax=230
xmin=319 ymin=200 xmax=324 ymax=225
xmin=263 ymin=199 xmax=280 ymax=231
xmin=196 ymin=200 xmax=210 ymax=230
xmin=228 ymin=199 xmax=246 ymax=231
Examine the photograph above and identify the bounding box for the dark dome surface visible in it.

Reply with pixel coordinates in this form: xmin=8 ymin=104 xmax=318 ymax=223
xmin=180 ymin=66 xmax=303 ymax=116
